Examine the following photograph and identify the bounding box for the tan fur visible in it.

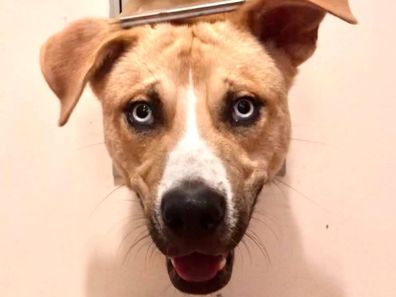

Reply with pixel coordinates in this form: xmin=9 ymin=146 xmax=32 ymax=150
xmin=40 ymin=0 xmax=356 ymax=264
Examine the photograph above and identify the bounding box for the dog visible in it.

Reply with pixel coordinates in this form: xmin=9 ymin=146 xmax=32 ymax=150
xmin=40 ymin=0 xmax=356 ymax=295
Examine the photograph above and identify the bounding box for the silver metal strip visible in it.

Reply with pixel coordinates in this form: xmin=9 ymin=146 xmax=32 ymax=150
xmin=118 ymin=0 xmax=245 ymax=28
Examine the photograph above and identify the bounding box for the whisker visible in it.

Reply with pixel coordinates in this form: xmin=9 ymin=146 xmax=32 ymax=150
xmin=274 ymin=178 xmax=328 ymax=212
xmin=290 ymin=137 xmax=326 ymax=145
xmin=145 ymin=241 xmax=159 ymax=267
xmin=123 ymin=233 xmax=151 ymax=264
xmin=244 ymin=232 xmax=262 ymax=258
xmin=121 ymin=199 xmax=140 ymax=203
xmin=137 ymin=239 xmax=154 ymax=266
xmin=75 ymin=142 xmax=106 ymax=150
xmin=121 ymin=225 xmax=147 ymax=243
xmin=269 ymin=181 xmax=288 ymax=200
xmin=230 ymin=237 xmax=245 ymax=270
xmin=124 ymin=215 xmax=146 ymax=222
xmin=245 ymin=231 xmax=271 ymax=265
xmin=234 ymin=245 xmax=244 ymax=272
xmin=253 ymin=209 xmax=279 ymax=224
xmin=89 ymin=185 xmax=124 ymax=217
xmin=163 ymin=282 xmax=175 ymax=296
xmin=249 ymin=230 xmax=271 ymax=264
xmin=125 ymin=221 xmax=147 ymax=232
xmin=106 ymin=213 xmax=146 ymax=233
xmin=251 ymin=216 xmax=279 ymax=241
xmin=118 ymin=227 xmax=148 ymax=256
xmin=144 ymin=242 xmax=152 ymax=266
xmin=241 ymin=237 xmax=253 ymax=265
xmin=107 ymin=219 xmax=146 ymax=237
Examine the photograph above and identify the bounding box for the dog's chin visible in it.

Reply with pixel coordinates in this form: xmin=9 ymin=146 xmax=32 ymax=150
xmin=166 ymin=250 xmax=234 ymax=295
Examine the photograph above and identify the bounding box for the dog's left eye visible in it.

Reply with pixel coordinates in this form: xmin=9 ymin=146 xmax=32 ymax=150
xmin=125 ymin=101 xmax=155 ymax=129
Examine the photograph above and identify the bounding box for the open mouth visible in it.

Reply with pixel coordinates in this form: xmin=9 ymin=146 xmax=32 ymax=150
xmin=166 ymin=250 xmax=234 ymax=295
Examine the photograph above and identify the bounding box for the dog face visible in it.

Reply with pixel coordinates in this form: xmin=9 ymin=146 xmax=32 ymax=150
xmin=98 ymin=23 xmax=291 ymax=294
xmin=40 ymin=0 xmax=355 ymax=294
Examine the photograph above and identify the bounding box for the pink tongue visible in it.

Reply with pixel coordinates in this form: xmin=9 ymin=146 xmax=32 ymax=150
xmin=172 ymin=253 xmax=223 ymax=283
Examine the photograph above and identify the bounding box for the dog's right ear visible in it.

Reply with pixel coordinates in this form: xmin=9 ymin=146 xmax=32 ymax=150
xmin=237 ymin=0 xmax=356 ymax=67
xmin=40 ymin=19 xmax=133 ymax=126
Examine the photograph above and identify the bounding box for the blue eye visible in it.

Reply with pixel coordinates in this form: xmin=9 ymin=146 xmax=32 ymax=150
xmin=233 ymin=98 xmax=255 ymax=121
xmin=132 ymin=103 xmax=153 ymax=123
xmin=125 ymin=101 xmax=154 ymax=128
xmin=231 ymin=96 xmax=260 ymax=125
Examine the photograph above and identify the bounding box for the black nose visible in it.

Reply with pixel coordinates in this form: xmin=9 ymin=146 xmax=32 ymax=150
xmin=161 ymin=180 xmax=226 ymax=236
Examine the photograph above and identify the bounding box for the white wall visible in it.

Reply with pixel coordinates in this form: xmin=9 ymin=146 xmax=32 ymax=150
xmin=1 ymin=0 xmax=395 ymax=296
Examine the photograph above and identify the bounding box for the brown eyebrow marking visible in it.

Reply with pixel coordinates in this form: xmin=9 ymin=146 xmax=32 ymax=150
xmin=117 ymin=80 xmax=160 ymax=107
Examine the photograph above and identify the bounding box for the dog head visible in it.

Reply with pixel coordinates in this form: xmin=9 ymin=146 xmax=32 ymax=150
xmin=40 ymin=0 xmax=355 ymax=294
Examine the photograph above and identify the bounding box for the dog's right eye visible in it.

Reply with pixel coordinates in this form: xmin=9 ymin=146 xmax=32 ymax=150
xmin=221 ymin=92 xmax=263 ymax=127
xmin=124 ymin=101 xmax=155 ymax=130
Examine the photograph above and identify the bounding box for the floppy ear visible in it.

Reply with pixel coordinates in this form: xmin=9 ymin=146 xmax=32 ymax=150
xmin=241 ymin=0 xmax=357 ymax=66
xmin=40 ymin=18 xmax=132 ymax=126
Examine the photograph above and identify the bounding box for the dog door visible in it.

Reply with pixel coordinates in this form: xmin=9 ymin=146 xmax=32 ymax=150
xmin=109 ymin=0 xmax=127 ymax=17
xmin=109 ymin=0 xmax=127 ymax=185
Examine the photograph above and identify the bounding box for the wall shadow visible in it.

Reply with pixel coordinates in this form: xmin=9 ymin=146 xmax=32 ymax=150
xmin=85 ymin=178 xmax=345 ymax=297
xmin=222 ymin=179 xmax=345 ymax=297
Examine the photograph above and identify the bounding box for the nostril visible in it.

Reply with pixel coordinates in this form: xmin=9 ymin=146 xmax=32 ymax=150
xmin=162 ymin=202 xmax=184 ymax=232
xmin=200 ymin=200 xmax=225 ymax=231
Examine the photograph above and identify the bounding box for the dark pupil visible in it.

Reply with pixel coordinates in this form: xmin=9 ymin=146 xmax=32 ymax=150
xmin=136 ymin=104 xmax=150 ymax=118
xmin=237 ymin=99 xmax=252 ymax=114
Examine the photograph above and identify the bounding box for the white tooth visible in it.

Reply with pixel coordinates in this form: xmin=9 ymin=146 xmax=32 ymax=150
xmin=170 ymin=258 xmax=176 ymax=267
xmin=218 ymin=257 xmax=227 ymax=271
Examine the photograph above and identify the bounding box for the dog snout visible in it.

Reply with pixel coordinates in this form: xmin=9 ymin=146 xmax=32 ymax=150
xmin=161 ymin=180 xmax=226 ymax=237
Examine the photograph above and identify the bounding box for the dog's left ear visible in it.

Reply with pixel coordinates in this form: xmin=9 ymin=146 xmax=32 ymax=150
xmin=40 ymin=19 xmax=134 ymax=126
xmin=239 ymin=0 xmax=357 ymax=66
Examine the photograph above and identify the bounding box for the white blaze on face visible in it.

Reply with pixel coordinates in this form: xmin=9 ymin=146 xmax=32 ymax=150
xmin=156 ymin=72 xmax=236 ymax=229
